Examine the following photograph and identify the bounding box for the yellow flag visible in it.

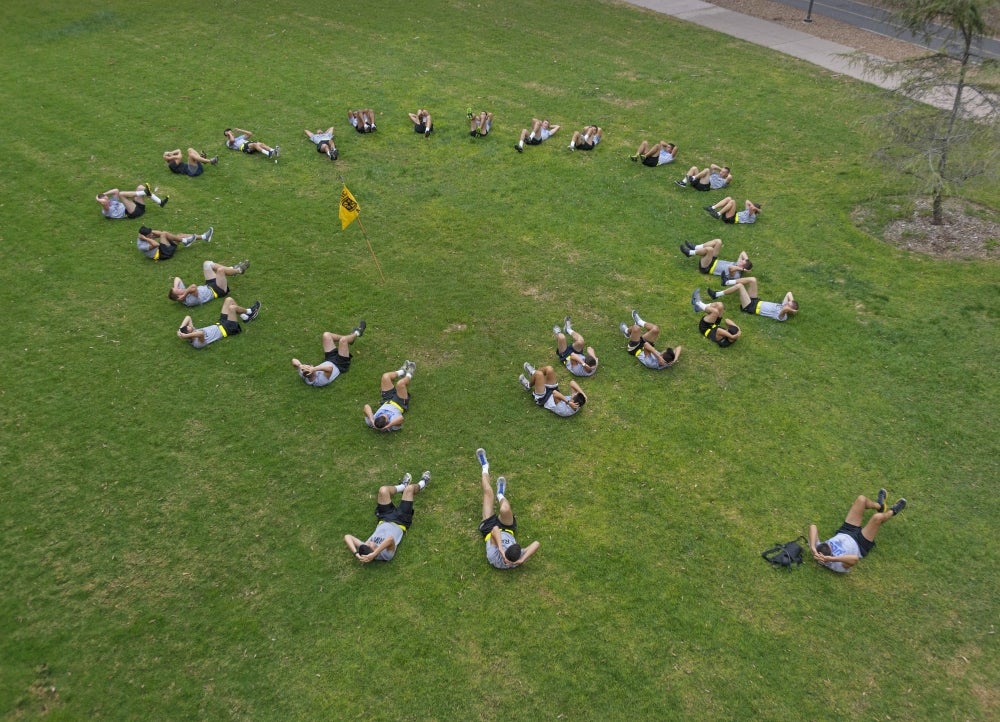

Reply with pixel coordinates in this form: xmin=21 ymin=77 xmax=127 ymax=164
xmin=339 ymin=185 xmax=360 ymax=230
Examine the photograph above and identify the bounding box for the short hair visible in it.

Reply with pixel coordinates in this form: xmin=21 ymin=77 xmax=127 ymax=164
xmin=572 ymin=392 xmax=587 ymax=407
xmin=139 ymin=226 xmax=152 ymax=236
xmin=374 ymin=416 xmax=388 ymax=429
xmin=816 ymin=542 xmax=831 ymax=556
xmin=743 ymin=260 xmax=753 ymax=271
xmin=357 ymin=543 xmax=372 ymax=556
xmin=789 ymin=300 xmax=800 ymax=311
xmin=168 ymin=288 xmax=181 ymax=300
xmin=584 ymin=355 xmax=597 ymax=367
xmin=504 ymin=543 xmax=522 ymax=563
xmin=224 ymin=128 xmax=232 ymax=135
xmin=663 ymin=348 xmax=676 ymax=364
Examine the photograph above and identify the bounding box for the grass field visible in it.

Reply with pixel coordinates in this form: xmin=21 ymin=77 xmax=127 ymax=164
xmin=1 ymin=0 xmax=998 ymax=720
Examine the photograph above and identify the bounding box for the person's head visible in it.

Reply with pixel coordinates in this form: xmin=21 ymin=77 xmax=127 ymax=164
xmin=541 ymin=119 xmax=550 ymax=128
xmin=788 ymin=300 xmax=799 ymax=312
xmin=584 ymin=354 xmax=597 ymax=367
xmin=138 ymin=225 xmax=152 ymax=237
xmin=662 ymin=348 xmax=676 ymax=365
xmin=504 ymin=544 xmax=522 ymax=564
xmin=721 ymin=166 xmax=731 ymax=177
xmin=374 ymin=416 xmax=389 ymax=429
xmin=742 ymin=259 xmax=753 ymax=271
xmin=666 ymin=142 xmax=676 ymax=152
xmin=816 ymin=541 xmax=832 ymax=556
xmin=749 ymin=201 xmax=762 ymax=213
xmin=223 ymin=128 xmax=233 ymax=137
xmin=357 ymin=543 xmax=372 ymax=557
xmin=572 ymin=392 xmax=587 ymax=407
xmin=168 ymin=287 xmax=184 ymax=301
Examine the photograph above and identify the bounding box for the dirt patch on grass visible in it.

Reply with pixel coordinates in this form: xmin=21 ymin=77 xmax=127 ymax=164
xmin=853 ymin=197 xmax=1000 ymax=260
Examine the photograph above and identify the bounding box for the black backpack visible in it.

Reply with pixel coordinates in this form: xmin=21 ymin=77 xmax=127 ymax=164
xmin=762 ymin=536 xmax=806 ymax=570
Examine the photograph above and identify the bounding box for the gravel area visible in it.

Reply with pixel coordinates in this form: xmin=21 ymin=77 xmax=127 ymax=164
xmin=703 ymin=0 xmax=927 ymax=60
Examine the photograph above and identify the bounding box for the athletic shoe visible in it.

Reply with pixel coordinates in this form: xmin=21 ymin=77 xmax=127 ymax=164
xmin=629 ymin=154 xmax=638 ymax=162
xmin=204 ymin=226 xmax=214 ymax=243
xmin=685 ymin=240 xmax=696 ymax=250
xmin=704 ymin=206 xmax=719 ymax=218
xmin=400 ymin=472 xmax=412 ymax=486
xmin=476 ymin=448 xmax=488 ymax=468
xmin=143 ymin=182 xmax=153 ymax=197
xmin=159 ymin=196 xmax=169 ymax=208
xmin=876 ymin=488 xmax=887 ymax=513
xmin=553 ymin=325 xmax=562 ymax=337
xmin=466 ymin=107 xmax=474 ymax=119
xmin=496 ymin=477 xmax=507 ymax=497
xmin=420 ymin=470 xmax=431 ymax=485
xmin=181 ymin=236 xmax=195 ymax=247
xmin=631 ymin=310 xmax=642 ymax=326
xmin=675 ymin=179 xmax=687 ymax=188
xmin=404 ymin=360 xmax=416 ymax=376
xmin=691 ymin=288 xmax=702 ymax=312
xmin=424 ymin=129 xmax=431 ymax=138
xmin=563 ymin=316 xmax=572 ymax=333
xmin=514 ymin=145 xmax=522 ymax=153
xmin=518 ymin=374 xmax=530 ymax=391
xmin=567 ymin=144 xmax=575 ymax=151
xmin=209 ymin=156 xmax=219 ymax=165
xmin=619 ymin=322 xmax=630 ymax=338
xmin=680 ymin=243 xmax=693 ymax=257
xmin=244 ymin=300 xmax=261 ymax=323
xmin=354 ymin=319 xmax=366 ymax=337
xmin=891 ymin=498 xmax=907 ymax=515
xmin=720 ymin=269 xmax=729 ymax=285
xmin=706 ymin=288 xmax=720 ymax=299
xmin=235 ymin=260 xmax=250 ymax=274
xmin=523 ymin=362 xmax=536 ymax=377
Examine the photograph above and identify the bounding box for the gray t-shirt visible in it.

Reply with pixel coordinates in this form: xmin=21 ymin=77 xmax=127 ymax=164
xmin=485 ymin=530 xmax=518 ymax=569
xmin=367 ymin=521 xmax=404 ymax=561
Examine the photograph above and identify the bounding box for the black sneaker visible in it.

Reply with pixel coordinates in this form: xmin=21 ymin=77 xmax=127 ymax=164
xmin=209 ymin=156 xmax=219 ymax=165
xmin=675 ymin=179 xmax=687 ymax=188
xmin=706 ymin=288 xmax=720 ymax=299
xmin=244 ymin=300 xmax=261 ymax=323
xmin=159 ymin=196 xmax=169 ymax=208
xmin=685 ymin=240 xmax=696 ymax=250
xmin=720 ymin=269 xmax=730 ymax=285
xmin=354 ymin=319 xmax=366 ymax=337
xmin=890 ymin=498 xmax=907 ymax=515
xmin=514 ymin=145 xmax=522 ymax=153
xmin=680 ymin=243 xmax=692 ymax=257
xmin=876 ymin=488 xmax=887 ymax=513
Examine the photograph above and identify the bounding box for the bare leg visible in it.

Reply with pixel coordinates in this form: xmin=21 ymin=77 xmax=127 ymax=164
xmin=481 ymin=471 xmax=495 ymax=520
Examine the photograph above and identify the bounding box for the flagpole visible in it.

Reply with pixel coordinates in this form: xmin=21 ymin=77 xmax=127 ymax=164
xmin=354 ymin=214 xmax=386 ymax=283
xmin=339 ymin=176 xmax=386 ymax=283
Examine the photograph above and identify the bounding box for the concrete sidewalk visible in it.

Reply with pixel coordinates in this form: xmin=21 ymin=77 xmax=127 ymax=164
xmin=627 ymin=0 xmax=892 ymax=88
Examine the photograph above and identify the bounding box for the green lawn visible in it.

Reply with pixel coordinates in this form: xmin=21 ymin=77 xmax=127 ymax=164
xmin=1 ymin=0 xmax=997 ymax=720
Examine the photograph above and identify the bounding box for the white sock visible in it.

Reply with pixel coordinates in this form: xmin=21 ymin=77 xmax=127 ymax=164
xmin=481 ymin=463 xmax=490 ymax=474
xmin=395 ymin=483 xmax=408 ymax=493
xmin=694 ymin=244 xmax=704 ymax=251
xmin=518 ymin=141 xmax=524 ymax=148
xmin=496 ymin=493 xmax=506 ymax=502
xmin=695 ymin=300 xmax=707 ymax=311
xmin=397 ymin=367 xmax=406 ymax=377
xmin=417 ymin=480 xmax=427 ymax=490
xmin=634 ymin=314 xmax=645 ymax=327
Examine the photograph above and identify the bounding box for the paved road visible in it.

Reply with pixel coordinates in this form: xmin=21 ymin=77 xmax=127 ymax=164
xmin=774 ymin=0 xmax=1000 ymax=61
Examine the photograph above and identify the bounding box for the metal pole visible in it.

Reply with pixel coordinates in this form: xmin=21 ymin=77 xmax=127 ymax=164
xmin=804 ymin=0 xmax=815 ymax=22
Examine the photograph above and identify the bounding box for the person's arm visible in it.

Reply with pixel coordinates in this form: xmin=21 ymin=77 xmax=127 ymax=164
xmin=808 ymin=524 xmax=822 ymax=560
xmin=363 ymin=404 xmax=375 ymax=427
xmin=139 ymin=232 xmax=161 ymax=248
xmin=548 ymin=124 xmax=561 ymax=134
xmin=382 ymin=415 xmax=405 ymax=431
xmin=358 ymin=535 xmax=395 ymax=562
xmin=177 ymin=324 xmax=205 ymax=342
xmin=489 ymin=526 xmax=505 ymax=555
xmin=510 ymin=540 xmax=540 ymax=567
xmin=234 ymin=128 xmax=252 ymax=137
